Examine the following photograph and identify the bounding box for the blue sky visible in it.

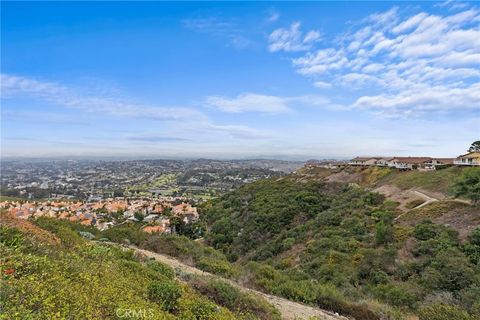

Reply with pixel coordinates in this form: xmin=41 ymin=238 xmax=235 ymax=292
xmin=1 ymin=1 xmax=479 ymax=159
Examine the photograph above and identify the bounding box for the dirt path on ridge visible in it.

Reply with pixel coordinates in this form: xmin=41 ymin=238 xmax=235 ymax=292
xmin=115 ymin=244 xmax=348 ymax=320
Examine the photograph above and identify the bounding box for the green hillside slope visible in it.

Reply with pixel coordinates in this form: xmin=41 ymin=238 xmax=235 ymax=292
xmin=0 ymin=213 xmax=279 ymax=320
xmin=202 ymin=175 xmax=480 ymax=320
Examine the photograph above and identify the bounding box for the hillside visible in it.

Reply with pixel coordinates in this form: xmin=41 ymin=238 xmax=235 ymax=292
xmin=3 ymin=166 xmax=478 ymax=320
xmin=0 ymin=212 xmax=281 ymax=320
xmin=201 ymin=167 xmax=480 ymax=320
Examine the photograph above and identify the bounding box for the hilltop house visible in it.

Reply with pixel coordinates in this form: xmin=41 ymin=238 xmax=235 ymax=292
xmin=349 ymin=157 xmax=380 ymax=166
xmin=423 ymin=158 xmax=455 ymax=170
xmin=389 ymin=157 xmax=432 ymax=170
xmin=375 ymin=157 xmax=393 ymax=167
xmin=454 ymin=152 xmax=480 ymax=166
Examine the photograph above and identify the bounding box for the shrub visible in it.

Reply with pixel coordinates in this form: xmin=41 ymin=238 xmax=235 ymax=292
xmin=189 ymin=276 xmax=281 ymax=320
xmin=418 ymin=303 xmax=471 ymax=320
xmin=196 ymin=256 xmax=237 ymax=278
xmin=452 ymin=168 xmax=480 ymax=205
xmin=413 ymin=220 xmax=438 ymax=241
xmin=148 ymin=280 xmax=183 ymax=312
xmin=0 ymin=225 xmax=23 ymax=248
xmin=464 ymin=228 xmax=480 ymax=265
xmin=468 ymin=228 xmax=480 ymax=246
xmin=316 ymin=296 xmax=380 ymax=320
xmin=272 ymin=280 xmax=318 ymax=304
xmin=101 ymin=224 xmax=147 ymax=245
xmin=430 ymin=248 xmax=476 ymax=292
xmin=56 ymin=227 xmax=84 ymax=247
xmin=146 ymin=260 xmax=175 ymax=280
xmin=371 ymin=283 xmax=418 ymax=309
xmin=375 ymin=220 xmax=394 ymax=245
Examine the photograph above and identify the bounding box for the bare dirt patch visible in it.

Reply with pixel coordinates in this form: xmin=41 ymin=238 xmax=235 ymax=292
xmin=397 ymin=201 xmax=480 ymax=240
xmin=325 ymin=170 xmax=362 ymax=184
xmin=373 ymin=185 xmax=426 ymax=212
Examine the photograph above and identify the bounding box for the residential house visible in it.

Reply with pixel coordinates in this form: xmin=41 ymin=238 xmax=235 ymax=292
xmin=144 ymin=214 xmax=160 ymax=222
xmin=349 ymin=157 xmax=380 ymax=166
xmin=143 ymin=225 xmax=170 ymax=234
xmin=375 ymin=157 xmax=393 ymax=167
xmin=389 ymin=157 xmax=432 ymax=170
xmin=423 ymin=158 xmax=455 ymax=170
xmin=454 ymin=152 xmax=480 ymax=166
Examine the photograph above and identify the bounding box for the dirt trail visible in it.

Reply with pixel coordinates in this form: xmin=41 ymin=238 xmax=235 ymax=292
xmin=122 ymin=244 xmax=348 ymax=320
xmin=412 ymin=190 xmax=438 ymax=208
xmin=393 ymin=190 xmax=438 ymax=221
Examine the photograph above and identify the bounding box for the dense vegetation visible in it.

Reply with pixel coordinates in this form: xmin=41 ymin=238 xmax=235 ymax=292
xmin=5 ymin=167 xmax=479 ymax=320
xmin=452 ymin=167 xmax=480 ymax=204
xmin=0 ymin=215 xmax=280 ymax=320
xmin=202 ymin=175 xmax=480 ymax=319
xmin=70 ymin=168 xmax=480 ymax=319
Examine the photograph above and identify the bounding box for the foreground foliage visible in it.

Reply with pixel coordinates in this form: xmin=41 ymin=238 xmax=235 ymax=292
xmin=0 ymin=217 xmax=279 ymax=320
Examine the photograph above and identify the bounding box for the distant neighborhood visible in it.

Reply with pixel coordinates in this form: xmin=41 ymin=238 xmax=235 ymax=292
xmin=0 ymin=197 xmax=199 ymax=234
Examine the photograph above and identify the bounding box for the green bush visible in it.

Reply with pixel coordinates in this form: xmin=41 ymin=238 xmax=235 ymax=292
xmin=0 ymin=226 xmax=171 ymax=320
xmin=418 ymin=303 xmax=472 ymax=320
xmin=197 ymin=256 xmax=237 ymax=278
xmin=146 ymin=260 xmax=175 ymax=280
xmin=0 ymin=224 xmax=241 ymax=320
xmin=0 ymin=225 xmax=23 ymax=248
xmin=147 ymin=280 xmax=183 ymax=312
xmin=371 ymin=283 xmax=419 ymax=309
xmin=101 ymin=224 xmax=147 ymax=245
xmin=272 ymin=280 xmax=318 ymax=304
xmin=413 ymin=220 xmax=439 ymax=241
xmin=33 ymin=216 xmax=99 ymax=236
xmin=189 ymin=276 xmax=281 ymax=320
xmin=316 ymin=296 xmax=380 ymax=320
xmin=452 ymin=167 xmax=480 ymax=205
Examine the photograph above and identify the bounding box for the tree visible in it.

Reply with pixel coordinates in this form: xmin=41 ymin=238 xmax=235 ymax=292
xmin=375 ymin=220 xmax=394 ymax=245
xmin=468 ymin=140 xmax=480 ymax=152
xmin=134 ymin=211 xmax=144 ymax=221
xmin=452 ymin=168 xmax=480 ymax=205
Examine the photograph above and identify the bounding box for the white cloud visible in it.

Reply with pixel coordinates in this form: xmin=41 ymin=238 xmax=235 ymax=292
xmin=182 ymin=17 xmax=234 ymax=32
xmin=206 ymin=93 xmax=291 ymax=113
xmin=205 ymin=92 xmax=342 ymax=113
xmin=268 ymin=22 xmax=321 ymax=52
xmin=352 ymin=83 xmax=480 ymax=117
xmin=435 ymin=0 xmax=470 ymax=10
xmin=182 ymin=17 xmax=252 ymax=49
xmin=392 ymin=13 xmax=428 ymax=34
xmin=272 ymin=6 xmax=480 ymax=117
xmin=365 ymin=7 xmax=399 ymax=29
xmin=267 ymin=9 xmax=280 ymax=22
xmin=313 ymin=81 xmax=332 ymax=89
xmin=1 ymin=73 xmax=205 ymax=121
xmin=206 ymin=124 xmax=273 ymax=139
xmin=362 ymin=63 xmax=384 ymax=73
xmin=1 ymin=74 xmax=283 ymax=150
